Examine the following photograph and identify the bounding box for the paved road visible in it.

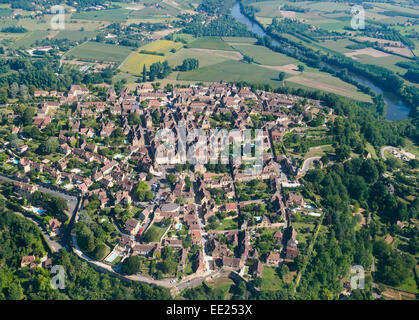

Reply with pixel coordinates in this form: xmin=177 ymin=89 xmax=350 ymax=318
xmin=176 ymin=271 xmax=218 ymax=292
xmin=0 ymin=174 xmax=78 ymax=219
xmin=72 ymin=230 xmax=218 ymax=292
xmin=380 ymin=146 xmax=395 ymax=160
xmin=13 ymin=211 xmax=63 ymax=252
xmin=0 ymin=174 xmax=228 ymax=294
xmin=0 ymin=174 xmax=79 ymax=249
xmin=299 ymin=156 xmax=321 ymax=175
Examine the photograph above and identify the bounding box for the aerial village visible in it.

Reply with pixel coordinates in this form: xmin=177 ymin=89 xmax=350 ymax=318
xmin=2 ymin=81 xmax=327 ymax=286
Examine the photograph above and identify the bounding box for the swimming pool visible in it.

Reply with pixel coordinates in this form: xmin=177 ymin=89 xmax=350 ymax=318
xmin=31 ymin=206 xmax=45 ymax=214
xmin=105 ymin=252 xmax=119 ymax=263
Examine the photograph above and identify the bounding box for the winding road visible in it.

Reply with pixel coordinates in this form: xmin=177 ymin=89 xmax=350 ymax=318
xmin=299 ymin=156 xmax=321 ymax=176
xmin=0 ymin=174 xmax=227 ymax=295
xmin=380 ymin=146 xmax=395 ymax=161
xmin=0 ymin=174 xmax=78 ymax=252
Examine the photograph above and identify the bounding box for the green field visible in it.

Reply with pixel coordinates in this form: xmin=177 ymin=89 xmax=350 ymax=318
xmin=172 ymin=33 xmax=195 ymax=43
xmin=72 ymin=8 xmax=131 ymax=22
xmin=365 ymin=143 xmax=379 ymax=160
xmin=215 ymin=218 xmax=238 ymax=231
xmin=395 ymin=271 xmax=419 ymax=294
xmin=12 ymin=31 xmax=50 ymax=49
xmin=54 ymin=30 xmax=98 ymax=42
xmin=143 ymin=224 xmax=169 ymax=243
xmin=206 ymin=276 xmax=235 ymax=299
xmin=188 ymin=37 xmax=235 ymax=51
xmin=65 ymin=42 xmax=134 ymax=64
xmin=261 ymin=266 xmax=283 ymax=291
xmin=0 ymin=8 xmax=12 ymax=18
xmin=167 ymin=48 xmax=231 ymax=68
xmin=286 ymin=71 xmax=372 ymax=102
xmin=222 ymin=36 xmax=257 ymax=44
xmin=177 ymin=55 xmax=371 ymax=102
xmin=345 ymin=54 xmax=412 ymax=75
xmin=178 ymin=60 xmax=281 ymax=85
xmin=121 ymin=40 xmax=184 ymax=74
xmin=127 ymin=3 xmax=180 ymax=19
xmin=230 ymin=43 xmax=300 ymax=66
xmin=317 ymin=39 xmax=355 ymax=54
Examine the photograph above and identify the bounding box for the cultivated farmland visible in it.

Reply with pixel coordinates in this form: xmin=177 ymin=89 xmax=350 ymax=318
xmin=120 ymin=40 xmax=184 ymax=75
xmin=64 ymin=42 xmax=134 ymax=64
xmin=188 ymin=37 xmax=235 ymax=51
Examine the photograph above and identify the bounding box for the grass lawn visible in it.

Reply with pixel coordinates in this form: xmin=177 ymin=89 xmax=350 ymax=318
xmin=261 ymin=266 xmax=283 ymax=291
xmin=403 ymin=138 xmax=419 ymax=158
xmin=188 ymin=37 xmax=234 ymax=51
xmin=293 ymin=222 xmax=315 ymax=247
xmin=365 ymin=143 xmax=379 ymax=160
xmin=303 ymin=144 xmax=333 ymax=160
xmin=206 ymin=276 xmax=235 ymax=299
xmin=143 ymin=224 xmax=169 ymax=243
xmin=183 ymin=254 xmax=195 ymax=276
xmin=283 ymin=271 xmax=296 ymax=284
xmin=236 ymin=180 xmax=272 ymax=201
xmin=396 ymin=270 xmax=419 ymax=294
xmin=139 ymin=258 xmax=151 ymax=275
xmin=65 ymin=42 xmax=134 ymax=64
xmin=215 ymin=218 xmax=238 ymax=231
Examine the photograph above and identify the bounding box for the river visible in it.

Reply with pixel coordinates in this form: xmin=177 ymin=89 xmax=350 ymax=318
xmin=231 ymin=2 xmax=411 ymax=120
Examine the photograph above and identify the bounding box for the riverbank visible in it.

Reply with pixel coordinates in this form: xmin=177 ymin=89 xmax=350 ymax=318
xmin=231 ymin=1 xmax=414 ymax=121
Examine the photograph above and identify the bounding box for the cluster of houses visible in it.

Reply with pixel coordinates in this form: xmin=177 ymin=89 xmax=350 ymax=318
xmin=6 ymin=82 xmax=325 ymax=281
xmin=20 ymin=255 xmax=52 ymax=270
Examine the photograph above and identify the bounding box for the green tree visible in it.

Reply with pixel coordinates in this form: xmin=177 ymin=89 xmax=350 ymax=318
xmin=142 ymin=64 xmax=147 ymax=82
xmin=278 ymin=72 xmax=286 ymax=81
xmin=134 ymin=181 xmax=153 ymax=202
xmin=166 ymin=174 xmax=177 ymax=186
xmin=121 ymin=256 xmax=141 ymax=275
xmin=40 ymin=137 xmax=59 ymax=154
xmin=92 ymin=243 xmax=110 ymax=260
xmin=23 ymin=107 xmax=35 ymax=126
xmin=335 ymin=145 xmax=351 ymax=162
xmin=76 ymin=223 xmax=95 ymax=253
